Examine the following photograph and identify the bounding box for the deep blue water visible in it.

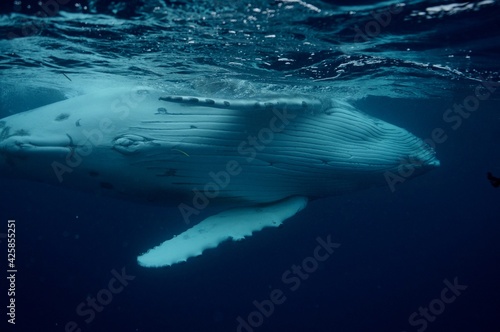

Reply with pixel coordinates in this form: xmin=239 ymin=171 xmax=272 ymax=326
xmin=1 ymin=0 xmax=500 ymax=331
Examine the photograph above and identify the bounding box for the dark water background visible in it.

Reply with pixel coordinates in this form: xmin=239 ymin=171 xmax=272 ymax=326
xmin=1 ymin=0 xmax=500 ymax=331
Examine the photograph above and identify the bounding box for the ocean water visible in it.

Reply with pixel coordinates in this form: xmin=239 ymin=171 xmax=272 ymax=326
xmin=0 ymin=0 xmax=499 ymax=331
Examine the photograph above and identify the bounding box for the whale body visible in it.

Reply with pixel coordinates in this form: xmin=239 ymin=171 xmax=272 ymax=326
xmin=0 ymin=87 xmax=439 ymax=267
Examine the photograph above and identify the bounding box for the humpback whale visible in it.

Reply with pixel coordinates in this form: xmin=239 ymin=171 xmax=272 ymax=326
xmin=0 ymin=87 xmax=439 ymax=267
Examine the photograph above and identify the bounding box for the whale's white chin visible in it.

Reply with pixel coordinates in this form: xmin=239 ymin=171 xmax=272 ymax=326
xmin=0 ymin=87 xmax=439 ymax=267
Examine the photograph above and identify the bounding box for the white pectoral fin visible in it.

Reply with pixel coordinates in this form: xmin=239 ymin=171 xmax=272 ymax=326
xmin=137 ymin=196 xmax=308 ymax=268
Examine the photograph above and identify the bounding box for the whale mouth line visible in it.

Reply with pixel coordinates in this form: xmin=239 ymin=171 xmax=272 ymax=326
xmin=0 ymin=135 xmax=74 ymax=155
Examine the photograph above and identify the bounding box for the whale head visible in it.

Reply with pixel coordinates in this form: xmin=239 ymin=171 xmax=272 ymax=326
xmin=0 ymin=113 xmax=76 ymax=181
xmin=0 ymin=89 xmax=141 ymax=188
